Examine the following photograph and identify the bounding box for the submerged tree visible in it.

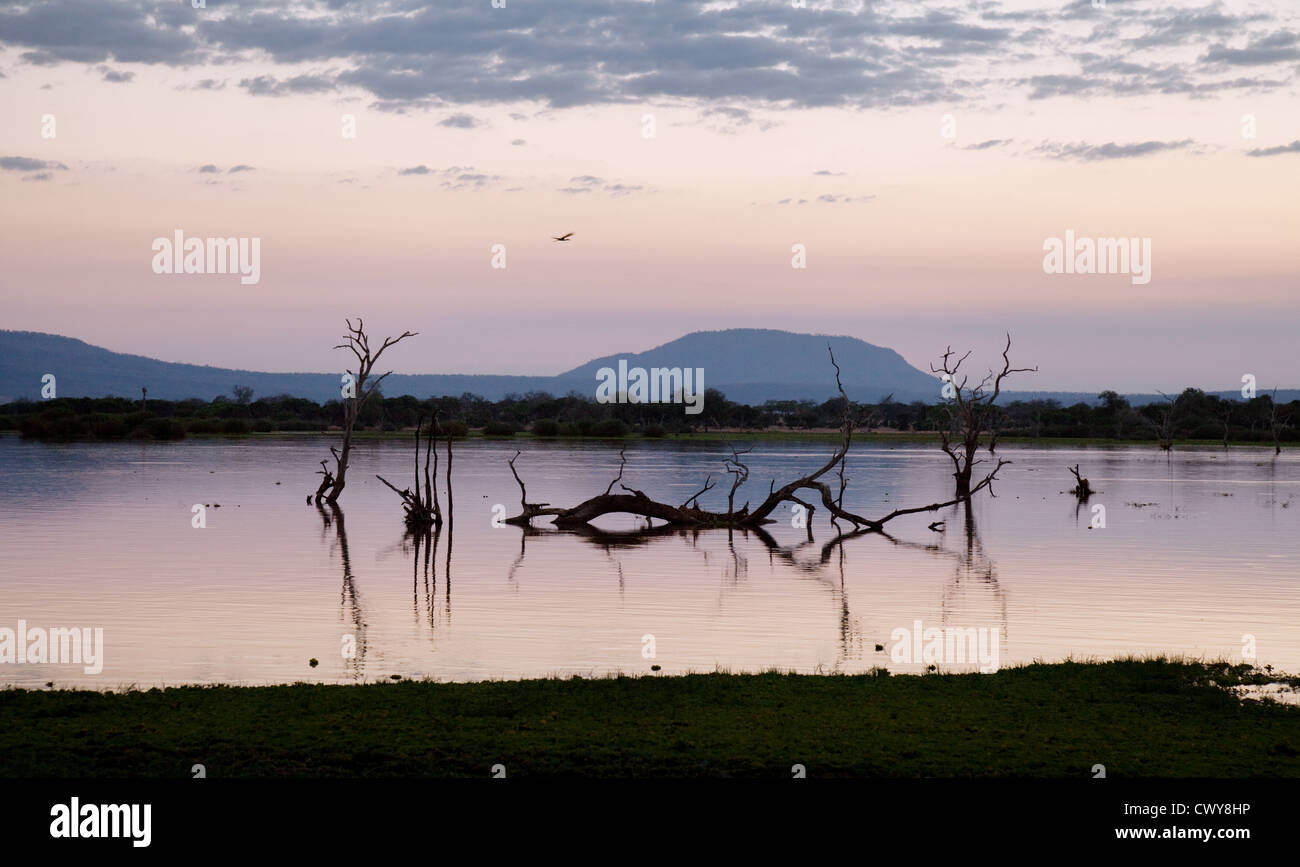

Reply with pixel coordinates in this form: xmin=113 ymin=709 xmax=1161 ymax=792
xmin=1267 ymin=388 xmax=1290 ymax=455
xmin=1139 ymin=390 xmax=1178 ymax=451
xmin=931 ymin=335 xmax=1037 ymax=498
xmin=1067 ymin=464 xmax=1093 ymax=499
xmin=313 ymin=318 xmax=417 ymax=505
xmin=505 ymin=348 xmax=1008 ymax=534
xmin=378 ymin=414 xmax=452 ymax=531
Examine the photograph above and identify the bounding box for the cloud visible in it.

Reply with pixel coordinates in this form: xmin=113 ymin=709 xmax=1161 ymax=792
xmin=0 ymin=156 xmax=67 ymax=172
xmin=813 ymin=169 xmax=846 ymax=176
xmin=22 ymin=172 xmax=53 ymax=182
xmin=776 ymin=193 xmax=870 ymax=205
xmin=1035 ymin=139 xmax=1197 ymax=161
xmin=1203 ymin=32 xmax=1300 ymax=66
xmin=697 ymin=105 xmax=779 ymax=134
xmin=559 ymin=175 xmax=642 ymax=196
xmin=1246 ymin=140 xmax=1300 ymax=157
xmin=510 ymin=138 xmax=526 ymax=146
xmin=99 ymin=67 xmax=133 ymax=83
xmin=239 ymin=74 xmax=336 ymax=97
xmin=397 ymin=164 xmax=501 ymax=188
xmin=445 ymin=172 xmax=493 ymax=189
xmin=962 ymin=138 xmax=1010 ymax=150
xmin=0 ymin=0 xmax=195 ymax=65
xmin=228 ymin=165 xmax=255 ymax=173
xmin=438 ymin=113 xmax=482 ymax=129
xmin=196 ymin=164 xmax=220 ymax=173
xmin=180 ymin=78 xmax=225 ymax=91
xmin=0 ymin=0 xmax=1296 ymax=111
xmin=815 ymin=194 xmax=874 ymax=204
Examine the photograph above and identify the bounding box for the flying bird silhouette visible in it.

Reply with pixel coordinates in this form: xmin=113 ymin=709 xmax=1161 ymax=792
xmin=551 ymin=232 xmax=574 ymax=241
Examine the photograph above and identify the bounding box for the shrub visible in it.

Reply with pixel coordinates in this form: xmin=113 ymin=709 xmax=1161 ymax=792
xmin=89 ymin=415 xmax=129 ymax=440
xmin=531 ymin=419 xmax=559 ymax=437
xmin=252 ymin=419 xmax=275 ymax=433
xmin=436 ymin=419 xmax=469 ymax=438
xmin=483 ymin=421 xmax=516 ymax=437
xmin=135 ymin=417 xmax=186 ymax=440
xmin=20 ymin=410 xmax=85 ymax=440
xmin=17 ymin=416 xmax=52 ymax=439
xmin=221 ymin=418 xmax=252 ymax=435
xmin=642 ymin=423 xmax=667 ymax=438
xmin=276 ymin=419 xmax=325 ymax=432
xmin=591 ymin=418 xmax=629 ymax=438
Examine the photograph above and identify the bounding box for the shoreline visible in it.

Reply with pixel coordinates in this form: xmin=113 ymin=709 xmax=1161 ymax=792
xmin=3 ymin=428 xmax=1296 ymax=449
xmin=4 ymin=659 xmax=1298 ymax=778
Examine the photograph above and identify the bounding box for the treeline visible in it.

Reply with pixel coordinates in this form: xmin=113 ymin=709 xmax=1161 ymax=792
xmin=1 ymin=386 xmax=1295 ymax=445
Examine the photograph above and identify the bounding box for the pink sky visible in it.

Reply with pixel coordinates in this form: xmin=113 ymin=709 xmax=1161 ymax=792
xmin=1 ymin=0 xmax=1297 ymax=391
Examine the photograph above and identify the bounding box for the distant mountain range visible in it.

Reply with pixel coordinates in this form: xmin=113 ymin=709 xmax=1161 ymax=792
xmin=1 ymin=329 xmax=1294 ymax=407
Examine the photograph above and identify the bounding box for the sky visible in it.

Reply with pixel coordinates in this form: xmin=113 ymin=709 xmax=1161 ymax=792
xmin=0 ymin=0 xmax=1297 ymax=393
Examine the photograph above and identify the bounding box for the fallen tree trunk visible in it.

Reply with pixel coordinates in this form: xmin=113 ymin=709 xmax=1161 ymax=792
xmin=506 ymin=348 xmax=1009 ymax=534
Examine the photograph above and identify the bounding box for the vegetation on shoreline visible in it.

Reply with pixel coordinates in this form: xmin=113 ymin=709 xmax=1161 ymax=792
xmin=3 ymin=386 xmax=1295 ymax=448
xmin=3 ymin=659 xmax=1297 ymax=778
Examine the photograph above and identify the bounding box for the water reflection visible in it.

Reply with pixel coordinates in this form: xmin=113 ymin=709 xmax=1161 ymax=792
xmin=459 ymin=496 xmax=1007 ymax=675
xmin=316 ymin=502 xmax=366 ymax=677
xmin=3 ymin=437 xmax=1296 ymax=686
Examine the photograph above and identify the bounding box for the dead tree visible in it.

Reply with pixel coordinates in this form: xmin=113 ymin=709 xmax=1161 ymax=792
xmin=1267 ymin=388 xmax=1289 ymax=455
xmin=931 ymin=334 xmax=1036 ymax=498
xmin=1139 ymin=391 xmax=1178 ymax=451
xmin=377 ymin=415 xmax=444 ymax=531
xmin=1067 ymin=464 xmax=1093 ymax=499
xmin=313 ymin=318 xmax=417 ymax=505
xmin=505 ymin=348 xmax=1009 ymax=534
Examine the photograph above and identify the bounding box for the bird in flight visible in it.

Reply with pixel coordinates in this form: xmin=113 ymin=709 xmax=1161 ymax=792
xmin=551 ymin=232 xmax=574 ymax=242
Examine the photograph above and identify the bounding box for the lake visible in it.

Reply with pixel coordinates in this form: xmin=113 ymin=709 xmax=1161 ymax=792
xmin=1 ymin=434 xmax=1296 ymax=687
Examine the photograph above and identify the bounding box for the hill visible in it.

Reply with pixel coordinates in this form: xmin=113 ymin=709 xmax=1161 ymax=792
xmin=0 ymin=329 xmax=939 ymax=404
xmin=2 ymin=329 xmax=1295 ymax=406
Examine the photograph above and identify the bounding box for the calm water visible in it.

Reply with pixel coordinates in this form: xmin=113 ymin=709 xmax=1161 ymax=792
xmin=1 ymin=434 xmax=1297 ymax=687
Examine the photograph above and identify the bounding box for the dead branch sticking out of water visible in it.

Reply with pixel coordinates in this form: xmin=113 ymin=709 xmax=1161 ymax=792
xmin=931 ymin=334 xmax=1036 ymax=498
xmin=314 ymin=318 xmax=417 ymax=505
xmin=378 ymin=415 xmax=450 ymax=532
xmin=1067 ymin=464 xmax=1094 ymax=499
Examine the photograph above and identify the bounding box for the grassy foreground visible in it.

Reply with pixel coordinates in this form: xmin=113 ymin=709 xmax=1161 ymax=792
xmin=3 ymin=660 xmax=1298 ymax=778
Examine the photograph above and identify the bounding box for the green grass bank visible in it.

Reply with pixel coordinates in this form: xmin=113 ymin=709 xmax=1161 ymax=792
xmin=3 ymin=659 xmax=1297 ymax=778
